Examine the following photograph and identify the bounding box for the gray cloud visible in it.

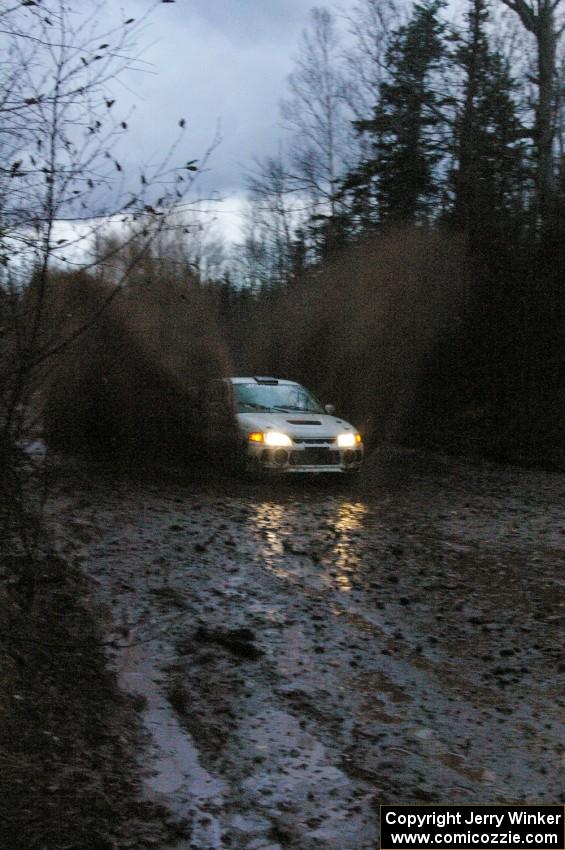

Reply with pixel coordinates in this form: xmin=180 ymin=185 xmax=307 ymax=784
xmin=116 ymin=0 xmax=346 ymax=201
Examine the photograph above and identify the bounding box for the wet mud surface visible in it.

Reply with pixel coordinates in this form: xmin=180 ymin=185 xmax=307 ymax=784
xmin=49 ymin=451 xmax=565 ymax=849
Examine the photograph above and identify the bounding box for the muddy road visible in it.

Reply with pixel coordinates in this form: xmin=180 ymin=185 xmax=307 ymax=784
xmin=49 ymin=451 xmax=565 ymax=850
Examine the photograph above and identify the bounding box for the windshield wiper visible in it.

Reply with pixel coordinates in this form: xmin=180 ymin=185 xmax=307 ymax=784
xmin=272 ymin=405 xmax=320 ymax=413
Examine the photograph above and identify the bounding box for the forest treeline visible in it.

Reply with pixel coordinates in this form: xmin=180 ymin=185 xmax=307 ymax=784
xmin=228 ymin=0 xmax=564 ymax=464
xmin=231 ymin=0 xmax=564 ymax=464
xmin=36 ymin=215 xmax=560 ymax=468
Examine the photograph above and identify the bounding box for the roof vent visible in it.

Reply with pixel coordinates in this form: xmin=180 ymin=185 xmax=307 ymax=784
xmin=254 ymin=376 xmax=278 ymax=384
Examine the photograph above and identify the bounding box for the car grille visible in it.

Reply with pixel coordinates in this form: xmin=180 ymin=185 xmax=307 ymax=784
xmin=290 ymin=447 xmax=340 ymax=465
xmin=293 ymin=438 xmax=335 ymax=444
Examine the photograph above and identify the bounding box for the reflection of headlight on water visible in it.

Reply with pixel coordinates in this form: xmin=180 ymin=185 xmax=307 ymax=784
xmin=332 ymin=501 xmax=368 ymax=592
xmin=264 ymin=431 xmax=292 ymax=447
xmin=335 ymin=501 xmax=368 ymax=533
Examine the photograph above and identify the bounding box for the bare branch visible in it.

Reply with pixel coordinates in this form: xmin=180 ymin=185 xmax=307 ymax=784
xmin=0 ymin=0 xmax=212 ymax=490
xmin=498 ymin=0 xmax=537 ymax=32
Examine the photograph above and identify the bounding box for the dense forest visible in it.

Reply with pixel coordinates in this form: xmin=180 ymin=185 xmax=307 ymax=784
xmin=1 ymin=0 xmax=564 ymax=511
xmin=227 ymin=0 xmax=564 ymax=465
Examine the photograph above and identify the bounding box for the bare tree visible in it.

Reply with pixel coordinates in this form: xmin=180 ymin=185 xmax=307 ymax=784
xmin=237 ymin=153 xmax=308 ymax=290
xmin=341 ymin=0 xmax=399 ymax=123
xmin=0 ymin=0 xmax=200 ymax=545
xmin=280 ymin=7 xmax=352 ymax=217
xmin=497 ymin=0 xmax=564 ymax=227
xmin=557 ymin=45 xmax=565 ymax=190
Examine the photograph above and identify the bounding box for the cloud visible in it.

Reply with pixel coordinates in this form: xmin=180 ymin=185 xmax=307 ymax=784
xmin=117 ymin=0 xmax=328 ymax=200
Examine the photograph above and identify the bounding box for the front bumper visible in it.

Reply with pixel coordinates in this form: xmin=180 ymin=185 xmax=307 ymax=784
xmin=245 ymin=442 xmax=363 ymax=473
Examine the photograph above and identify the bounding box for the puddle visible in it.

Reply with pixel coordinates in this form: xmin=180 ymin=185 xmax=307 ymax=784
xmin=117 ymin=640 xmax=228 ymax=848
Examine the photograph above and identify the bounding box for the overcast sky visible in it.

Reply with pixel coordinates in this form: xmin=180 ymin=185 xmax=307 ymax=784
xmin=125 ymin=0 xmax=333 ymax=188
xmin=117 ymin=0 xmax=357 ymax=239
xmin=81 ymin=0 xmax=474 ymax=242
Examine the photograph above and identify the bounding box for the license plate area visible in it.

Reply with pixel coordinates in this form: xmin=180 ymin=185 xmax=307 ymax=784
xmin=291 ymin=447 xmax=340 ymax=465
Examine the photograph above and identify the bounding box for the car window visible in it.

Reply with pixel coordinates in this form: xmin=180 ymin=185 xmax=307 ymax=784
xmin=233 ymin=383 xmax=324 ymax=414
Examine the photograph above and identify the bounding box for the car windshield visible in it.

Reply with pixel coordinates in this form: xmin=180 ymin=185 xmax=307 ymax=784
xmin=233 ymin=382 xmax=324 ymax=414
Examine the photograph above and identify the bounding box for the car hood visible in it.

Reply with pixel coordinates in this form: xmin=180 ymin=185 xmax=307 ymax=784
xmin=236 ymin=411 xmax=357 ymax=440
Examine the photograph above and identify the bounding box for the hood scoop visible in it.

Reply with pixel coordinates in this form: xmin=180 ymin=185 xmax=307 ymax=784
xmin=286 ymin=419 xmax=322 ymax=425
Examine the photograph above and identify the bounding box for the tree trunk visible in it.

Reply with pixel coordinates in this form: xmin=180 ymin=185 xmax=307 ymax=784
xmin=499 ymin=0 xmax=561 ymax=231
xmin=535 ymin=4 xmax=558 ymax=227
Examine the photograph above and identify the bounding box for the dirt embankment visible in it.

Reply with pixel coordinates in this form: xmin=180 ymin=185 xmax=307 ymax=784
xmin=0 ymin=548 xmax=188 ymax=849
xmin=39 ymin=450 xmax=565 ymax=850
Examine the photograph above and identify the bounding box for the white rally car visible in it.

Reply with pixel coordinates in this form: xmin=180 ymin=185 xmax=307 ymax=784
xmin=225 ymin=376 xmax=363 ymax=474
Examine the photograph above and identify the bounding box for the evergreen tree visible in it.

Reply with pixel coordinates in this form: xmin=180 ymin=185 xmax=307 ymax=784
xmin=449 ymin=0 xmax=529 ymax=247
xmin=343 ymin=0 xmax=449 ymax=228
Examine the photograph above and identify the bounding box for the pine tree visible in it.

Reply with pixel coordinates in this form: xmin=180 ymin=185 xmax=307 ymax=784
xmin=343 ymin=0 xmax=449 ymax=228
xmin=449 ymin=0 xmax=529 ymax=247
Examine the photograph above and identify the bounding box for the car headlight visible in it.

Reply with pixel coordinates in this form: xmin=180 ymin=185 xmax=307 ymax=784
xmin=264 ymin=431 xmax=292 ymax=447
xmin=337 ymin=432 xmax=361 ymax=448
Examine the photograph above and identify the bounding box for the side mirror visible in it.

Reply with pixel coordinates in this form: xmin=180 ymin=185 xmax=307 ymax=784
xmin=325 ymin=404 xmax=336 ymax=415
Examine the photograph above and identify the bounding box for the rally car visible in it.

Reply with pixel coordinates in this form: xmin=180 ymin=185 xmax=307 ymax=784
xmin=210 ymin=376 xmax=363 ymax=474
